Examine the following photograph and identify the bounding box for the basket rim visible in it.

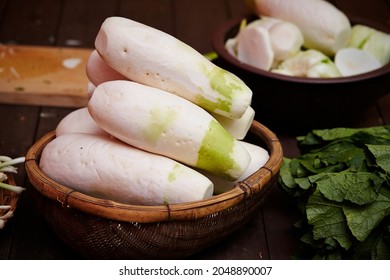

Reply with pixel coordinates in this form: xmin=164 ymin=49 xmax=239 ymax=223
xmin=0 ymin=175 xmax=20 ymax=227
xmin=25 ymin=120 xmax=283 ymax=223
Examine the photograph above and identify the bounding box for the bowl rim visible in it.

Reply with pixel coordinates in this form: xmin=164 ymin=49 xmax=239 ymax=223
xmin=212 ymin=14 xmax=390 ymax=84
xmin=25 ymin=120 xmax=283 ymax=223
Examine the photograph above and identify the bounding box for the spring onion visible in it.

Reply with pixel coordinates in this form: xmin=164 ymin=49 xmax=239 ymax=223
xmin=0 ymin=155 xmax=25 ymax=228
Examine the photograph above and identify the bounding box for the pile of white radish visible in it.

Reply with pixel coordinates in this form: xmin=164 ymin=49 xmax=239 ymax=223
xmin=227 ymin=0 xmax=390 ymax=77
xmin=40 ymin=16 xmax=270 ymax=206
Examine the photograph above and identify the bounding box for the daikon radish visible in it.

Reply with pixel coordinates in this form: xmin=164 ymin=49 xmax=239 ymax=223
xmin=272 ymin=49 xmax=341 ymax=78
xmin=335 ymin=48 xmax=382 ymax=76
xmin=87 ymin=81 xmax=96 ymax=99
xmin=247 ymin=16 xmax=281 ymax=30
xmin=56 ymin=107 xmax=109 ymax=137
xmin=236 ymin=24 xmax=274 ymax=71
xmin=348 ymin=24 xmax=390 ymax=65
xmin=88 ymin=80 xmax=251 ymax=181
xmin=211 ymin=106 xmax=255 ymax=140
xmin=230 ymin=16 xmax=303 ymax=68
xmin=268 ymin=21 xmax=303 ymax=62
xmin=225 ymin=37 xmax=238 ymax=57
xmin=248 ymin=0 xmax=351 ymax=56
xmin=40 ymin=133 xmax=214 ymax=205
xmin=86 ymin=50 xmax=128 ymax=87
xmin=202 ymin=141 xmax=269 ymax=194
xmin=95 ymin=16 xmax=252 ymax=119
xmin=247 ymin=17 xmax=303 ymax=62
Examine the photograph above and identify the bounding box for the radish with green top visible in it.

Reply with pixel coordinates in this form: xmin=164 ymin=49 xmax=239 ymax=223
xmin=202 ymin=141 xmax=269 ymax=194
xmin=39 ymin=133 xmax=214 ymax=205
xmin=95 ymin=16 xmax=252 ymax=119
xmin=246 ymin=0 xmax=351 ymax=56
xmin=88 ymin=80 xmax=251 ymax=181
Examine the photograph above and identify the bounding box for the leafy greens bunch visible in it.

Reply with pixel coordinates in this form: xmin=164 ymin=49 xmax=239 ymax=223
xmin=279 ymin=126 xmax=390 ymax=259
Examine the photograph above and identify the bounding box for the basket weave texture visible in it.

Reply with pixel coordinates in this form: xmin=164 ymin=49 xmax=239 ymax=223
xmin=25 ymin=120 xmax=283 ymax=259
xmin=0 ymin=175 xmax=20 ymax=228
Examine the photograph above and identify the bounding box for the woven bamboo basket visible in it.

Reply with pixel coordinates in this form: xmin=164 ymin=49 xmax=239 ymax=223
xmin=25 ymin=120 xmax=283 ymax=259
xmin=0 ymin=175 xmax=20 ymax=229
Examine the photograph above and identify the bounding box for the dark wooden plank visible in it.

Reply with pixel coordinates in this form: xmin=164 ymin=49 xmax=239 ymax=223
xmin=378 ymin=94 xmax=390 ymax=124
xmin=0 ymin=0 xmax=62 ymax=45
xmin=0 ymin=105 xmax=39 ymax=174
xmin=0 ymin=105 xmax=40 ymax=259
xmin=119 ymin=0 xmax=174 ymax=35
xmin=333 ymin=0 xmax=390 ymax=23
xmin=0 ymin=0 xmax=10 ymax=21
xmin=5 ymin=106 xmax=77 ymax=259
xmin=57 ymin=0 xmax=120 ymax=48
xmin=261 ymin=186 xmax=301 ymax=259
xmin=174 ymin=0 xmax=229 ymax=54
xmin=35 ymin=107 xmax=75 ymax=139
xmin=226 ymin=0 xmax=251 ymax=19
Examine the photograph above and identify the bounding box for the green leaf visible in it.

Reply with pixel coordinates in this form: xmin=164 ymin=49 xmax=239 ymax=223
xmin=343 ymin=193 xmax=390 ymax=241
xmin=280 ymin=126 xmax=390 ymax=259
xmin=312 ymin=126 xmax=390 ymax=142
xmin=306 ymin=189 xmax=353 ymax=250
xmin=367 ymin=144 xmax=390 ymax=174
xmin=299 ymin=141 xmax=366 ymax=173
xmin=315 ymin=172 xmax=381 ymax=205
xmin=374 ymin=236 xmax=390 ymax=259
xmin=279 ymin=158 xmax=295 ymax=188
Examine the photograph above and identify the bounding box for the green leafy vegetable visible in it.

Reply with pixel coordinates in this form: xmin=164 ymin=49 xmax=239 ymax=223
xmin=279 ymin=125 xmax=390 ymax=259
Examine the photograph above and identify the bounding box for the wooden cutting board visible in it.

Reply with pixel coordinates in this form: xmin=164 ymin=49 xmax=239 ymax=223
xmin=0 ymin=44 xmax=93 ymax=107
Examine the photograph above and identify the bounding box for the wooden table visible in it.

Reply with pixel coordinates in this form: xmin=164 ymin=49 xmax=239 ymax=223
xmin=0 ymin=0 xmax=389 ymax=260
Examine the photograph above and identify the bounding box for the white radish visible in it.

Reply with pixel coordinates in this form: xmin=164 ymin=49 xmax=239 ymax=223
xmin=202 ymin=141 xmax=269 ymax=194
xmin=247 ymin=16 xmax=281 ymax=30
xmin=40 ymin=133 xmax=214 ymax=205
xmin=87 ymin=81 xmax=96 ymax=99
xmin=348 ymin=24 xmax=390 ymax=65
xmin=86 ymin=50 xmax=128 ymax=87
xmin=247 ymin=16 xmax=303 ymax=62
xmin=225 ymin=37 xmax=238 ymax=57
xmin=88 ymin=80 xmax=251 ymax=181
xmin=248 ymin=0 xmax=351 ymax=56
xmin=236 ymin=24 xmax=274 ymax=71
xmin=95 ymin=16 xmax=252 ymax=119
xmin=56 ymin=107 xmax=109 ymax=137
xmin=212 ymin=106 xmax=255 ymax=140
xmin=335 ymin=48 xmax=382 ymax=76
xmin=268 ymin=21 xmax=304 ymax=62
xmin=273 ymin=49 xmax=341 ymax=78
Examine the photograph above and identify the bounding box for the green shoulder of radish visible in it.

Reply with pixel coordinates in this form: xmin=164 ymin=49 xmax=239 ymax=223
xmin=95 ymin=16 xmax=252 ymax=120
xmin=232 ymin=0 xmax=390 ymax=77
xmin=200 ymin=141 xmax=270 ymax=194
xmin=88 ymin=80 xmax=251 ymax=181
